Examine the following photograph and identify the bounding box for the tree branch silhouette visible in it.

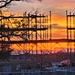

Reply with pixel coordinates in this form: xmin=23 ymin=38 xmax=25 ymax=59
xmin=0 ymin=0 xmax=13 ymax=8
xmin=0 ymin=0 xmax=42 ymax=8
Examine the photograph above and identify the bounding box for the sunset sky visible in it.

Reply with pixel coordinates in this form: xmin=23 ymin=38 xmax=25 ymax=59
xmin=5 ymin=0 xmax=74 ymax=39
xmin=2 ymin=0 xmax=75 ymax=51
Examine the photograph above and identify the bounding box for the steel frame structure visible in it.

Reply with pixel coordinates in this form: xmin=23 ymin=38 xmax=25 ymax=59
xmin=0 ymin=10 xmax=75 ymax=57
xmin=0 ymin=10 xmax=52 ymax=54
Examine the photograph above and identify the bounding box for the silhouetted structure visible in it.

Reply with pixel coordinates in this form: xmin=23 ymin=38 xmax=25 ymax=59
xmin=0 ymin=10 xmax=75 ymax=63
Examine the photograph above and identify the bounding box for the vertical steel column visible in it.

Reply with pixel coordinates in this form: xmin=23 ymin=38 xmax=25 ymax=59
xmin=66 ymin=10 xmax=68 ymax=39
xmin=35 ymin=13 xmax=38 ymax=54
xmin=42 ymin=14 xmax=44 ymax=40
xmin=70 ymin=12 xmax=72 ymax=40
xmin=66 ymin=11 xmax=69 ymax=59
xmin=40 ymin=14 xmax=42 ymax=40
xmin=69 ymin=12 xmax=72 ymax=54
xmin=49 ymin=11 xmax=52 ymax=53
xmin=50 ymin=11 xmax=52 ymax=39
xmin=47 ymin=15 xmax=48 ymax=40
xmin=28 ymin=13 xmax=30 ymax=53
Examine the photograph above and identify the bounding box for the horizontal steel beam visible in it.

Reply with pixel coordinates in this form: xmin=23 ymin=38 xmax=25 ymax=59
xmin=67 ymin=28 xmax=75 ymax=30
xmin=0 ymin=39 xmax=75 ymax=44
xmin=67 ymin=15 xmax=75 ymax=17
xmin=0 ymin=27 xmax=48 ymax=31
xmin=0 ymin=15 xmax=45 ymax=19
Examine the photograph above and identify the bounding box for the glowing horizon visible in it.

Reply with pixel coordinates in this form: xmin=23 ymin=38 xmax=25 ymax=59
xmin=1 ymin=0 xmax=75 ymax=52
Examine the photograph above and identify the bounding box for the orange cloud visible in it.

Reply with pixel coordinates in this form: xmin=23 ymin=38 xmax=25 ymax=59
xmin=52 ymin=13 xmax=66 ymax=27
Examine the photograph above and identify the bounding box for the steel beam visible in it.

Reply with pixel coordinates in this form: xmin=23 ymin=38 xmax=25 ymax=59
xmin=0 ymin=39 xmax=75 ymax=44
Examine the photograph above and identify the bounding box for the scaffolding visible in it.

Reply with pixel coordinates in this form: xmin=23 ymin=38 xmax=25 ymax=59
xmin=0 ymin=10 xmax=52 ymax=54
xmin=0 ymin=9 xmax=75 ymax=62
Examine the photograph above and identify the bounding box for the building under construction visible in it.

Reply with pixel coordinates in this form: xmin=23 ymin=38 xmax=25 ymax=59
xmin=0 ymin=1 xmax=75 ymax=75
xmin=0 ymin=10 xmax=75 ymax=63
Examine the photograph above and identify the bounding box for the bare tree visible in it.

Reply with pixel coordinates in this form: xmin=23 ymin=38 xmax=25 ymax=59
xmin=0 ymin=0 xmax=42 ymax=8
xmin=0 ymin=0 xmax=12 ymax=8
